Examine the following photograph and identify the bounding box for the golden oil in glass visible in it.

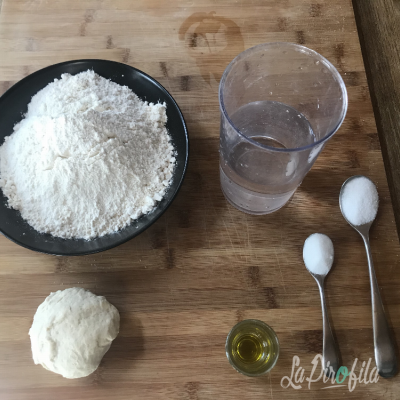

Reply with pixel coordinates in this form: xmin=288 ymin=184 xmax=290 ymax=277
xmin=225 ymin=319 xmax=279 ymax=377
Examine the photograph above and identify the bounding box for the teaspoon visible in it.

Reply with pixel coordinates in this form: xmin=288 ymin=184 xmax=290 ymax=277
xmin=303 ymin=234 xmax=340 ymax=378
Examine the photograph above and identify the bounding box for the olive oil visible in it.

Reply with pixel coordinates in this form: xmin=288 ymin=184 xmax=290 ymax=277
xmin=236 ymin=334 xmax=263 ymax=363
xmin=226 ymin=319 xmax=279 ymax=376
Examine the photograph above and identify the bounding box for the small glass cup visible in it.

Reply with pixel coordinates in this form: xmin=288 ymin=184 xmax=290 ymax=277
xmin=225 ymin=319 xmax=280 ymax=377
xmin=219 ymin=42 xmax=348 ymax=214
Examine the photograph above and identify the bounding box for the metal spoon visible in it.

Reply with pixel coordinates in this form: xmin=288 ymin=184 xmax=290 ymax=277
xmin=303 ymin=234 xmax=340 ymax=378
xmin=339 ymin=175 xmax=397 ymax=378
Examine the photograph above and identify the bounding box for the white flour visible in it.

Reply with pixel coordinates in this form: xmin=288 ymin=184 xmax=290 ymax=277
xmin=0 ymin=71 xmax=175 ymax=239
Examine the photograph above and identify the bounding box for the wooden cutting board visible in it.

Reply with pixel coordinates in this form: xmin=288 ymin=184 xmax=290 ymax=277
xmin=0 ymin=0 xmax=400 ymax=399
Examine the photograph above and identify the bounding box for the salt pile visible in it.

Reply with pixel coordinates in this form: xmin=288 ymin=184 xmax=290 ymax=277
xmin=341 ymin=176 xmax=378 ymax=226
xmin=303 ymin=233 xmax=334 ymax=276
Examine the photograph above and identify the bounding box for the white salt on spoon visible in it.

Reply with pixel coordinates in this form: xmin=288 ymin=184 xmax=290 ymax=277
xmin=302 ymin=233 xmax=339 ymax=377
xmin=303 ymin=233 xmax=334 ymax=276
xmin=340 ymin=175 xmax=378 ymax=226
xmin=339 ymin=175 xmax=397 ymax=378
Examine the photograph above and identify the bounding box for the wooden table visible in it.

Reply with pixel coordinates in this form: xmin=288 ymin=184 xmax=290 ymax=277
xmin=0 ymin=0 xmax=400 ymax=399
xmin=352 ymin=0 xmax=400 ymax=240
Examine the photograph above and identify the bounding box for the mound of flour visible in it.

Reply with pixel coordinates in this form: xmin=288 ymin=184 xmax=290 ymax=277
xmin=0 ymin=71 xmax=175 ymax=239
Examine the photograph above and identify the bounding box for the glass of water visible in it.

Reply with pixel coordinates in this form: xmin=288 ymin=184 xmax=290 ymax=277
xmin=219 ymin=42 xmax=348 ymax=214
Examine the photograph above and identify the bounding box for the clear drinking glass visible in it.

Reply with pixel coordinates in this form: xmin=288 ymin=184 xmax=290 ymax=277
xmin=219 ymin=42 xmax=348 ymax=214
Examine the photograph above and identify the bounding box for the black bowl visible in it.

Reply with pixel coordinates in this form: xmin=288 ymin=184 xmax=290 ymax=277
xmin=0 ymin=60 xmax=188 ymax=256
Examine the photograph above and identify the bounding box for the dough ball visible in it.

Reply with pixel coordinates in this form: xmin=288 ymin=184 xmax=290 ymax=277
xmin=29 ymin=287 xmax=120 ymax=379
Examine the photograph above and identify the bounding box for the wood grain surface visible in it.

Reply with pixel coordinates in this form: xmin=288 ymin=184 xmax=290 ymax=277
xmin=352 ymin=0 xmax=400 ymax=240
xmin=0 ymin=0 xmax=400 ymax=399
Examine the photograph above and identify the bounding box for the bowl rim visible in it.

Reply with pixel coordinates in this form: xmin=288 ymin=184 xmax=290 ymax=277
xmin=0 ymin=59 xmax=189 ymax=256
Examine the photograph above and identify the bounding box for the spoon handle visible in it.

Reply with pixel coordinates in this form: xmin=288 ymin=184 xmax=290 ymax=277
xmin=362 ymin=234 xmax=397 ymax=377
xmin=316 ymin=277 xmax=340 ymax=377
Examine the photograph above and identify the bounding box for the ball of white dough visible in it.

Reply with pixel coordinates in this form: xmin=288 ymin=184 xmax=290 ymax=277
xmin=29 ymin=287 xmax=120 ymax=379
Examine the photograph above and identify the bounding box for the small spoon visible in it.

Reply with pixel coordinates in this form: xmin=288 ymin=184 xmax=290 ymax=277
xmin=303 ymin=234 xmax=340 ymax=378
xmin=339 ymin=175 xmax=397 ymax=378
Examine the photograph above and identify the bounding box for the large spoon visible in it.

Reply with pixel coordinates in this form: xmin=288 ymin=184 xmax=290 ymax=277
xmin=303 ymin=233 xmax=340 ymax=378
xmin=339 ymin=175 xmax=397 ymax=378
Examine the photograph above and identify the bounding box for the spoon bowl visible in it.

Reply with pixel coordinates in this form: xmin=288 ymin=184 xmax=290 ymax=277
xmin=339 ymin=175 xmax=376 ymax=236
